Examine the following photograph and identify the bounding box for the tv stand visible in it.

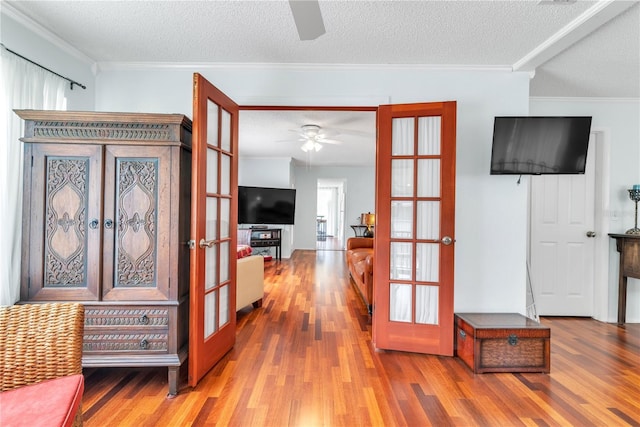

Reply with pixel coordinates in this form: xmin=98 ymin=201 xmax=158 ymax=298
xmin=249 ymin=228 xmax=282 ymax=261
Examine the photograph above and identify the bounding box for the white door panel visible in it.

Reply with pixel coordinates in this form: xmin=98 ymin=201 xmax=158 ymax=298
xmin=531 ymin=134 xmax=595 ymax=316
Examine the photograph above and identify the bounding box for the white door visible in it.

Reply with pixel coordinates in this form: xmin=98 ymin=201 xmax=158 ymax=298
xmin=530 ymin=134 xmax=596 ymax=316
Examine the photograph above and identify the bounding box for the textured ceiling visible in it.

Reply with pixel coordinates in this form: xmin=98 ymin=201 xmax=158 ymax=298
xmin=4 ymin=0 xmax=639 ymax=166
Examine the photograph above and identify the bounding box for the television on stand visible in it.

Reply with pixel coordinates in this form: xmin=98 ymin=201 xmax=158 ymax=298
xmin=490 ymin=116 xmax=592 ymax=175
xmin=238 ymin=186 xmax=296 ymax=225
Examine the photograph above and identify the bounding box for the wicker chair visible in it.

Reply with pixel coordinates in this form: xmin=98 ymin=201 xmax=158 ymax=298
xmin=0 ymin=303 xmax=85 ymax=426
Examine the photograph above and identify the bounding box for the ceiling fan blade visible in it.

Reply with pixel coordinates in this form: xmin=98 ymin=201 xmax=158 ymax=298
xmin=331 ymin=127 xmax=374 ymax=138
xmin=288 ymin=0 xmax=326 ymax=41
xmin=317 ymin=138 xmax=341 ymax=145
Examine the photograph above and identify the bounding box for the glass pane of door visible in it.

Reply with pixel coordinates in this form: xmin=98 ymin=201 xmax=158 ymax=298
xmin=204 ymin=244 xmax=217 ymax=292
xmin=390 ymin=283 xmax=412 ymax=323
xmin=205 ymin=291 xmax=217 ymax=336
xmin=390 ymin=242 xmax=412 ymax=281
xmin=416 ymin=201 xmax=439 ymax=240
xmin=392 ymin=118 xmax=414 ymax=155
xmin=418 ymin=116 xmax=441 ymax=155
xmin=221 ymin=109 xmax=231 ymax=151
xmin=417 ymin=159 xmax=440 ymax=198
xmin=391 ymin=159 xmax=413 ymax=197
xmin=390 ymin=201 xmax=413 ymax=239
xmin=416 ymin=243 xmax=439 ymax=282
xmin=206 ymin=148 xmax=218 ymax=193
xmin=415 ymin=285 xmax=438 ymax=325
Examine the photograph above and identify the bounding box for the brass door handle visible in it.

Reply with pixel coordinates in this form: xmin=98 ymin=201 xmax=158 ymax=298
xmin=199 ymin=238 xmax=215 ymax=248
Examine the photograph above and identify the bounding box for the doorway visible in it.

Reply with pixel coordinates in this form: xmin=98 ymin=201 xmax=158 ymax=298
xmin=316 ymin=178 xmax=346 ymax=250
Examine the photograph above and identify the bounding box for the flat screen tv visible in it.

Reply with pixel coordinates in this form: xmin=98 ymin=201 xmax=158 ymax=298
xmin=490 ymin=116 xmax=592 ymax=175
xmin=238 ymin=186 xmax=296 ymax=225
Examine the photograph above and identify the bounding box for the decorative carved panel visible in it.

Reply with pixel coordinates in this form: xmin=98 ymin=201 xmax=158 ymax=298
xmin=32 ymin=121 xmax=174 ymax=142
xmin=44 ymin=157 xmax=88 ymax=287
xmin=85 ymin=307 xmax=169 ymax=326
xmin=115 ymin=159 xmax=158 ymax=287
xmin=83 ymin=333 xmax=168 ymax=352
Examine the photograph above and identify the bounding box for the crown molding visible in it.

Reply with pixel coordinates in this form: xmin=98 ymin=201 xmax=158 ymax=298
xmin=96 ymin=61 xmax=514 ymax=73
xmin=530 ymin=96 xmax=640 ymax=103
xmin=1 ymin=2 xmax=96 ymax=69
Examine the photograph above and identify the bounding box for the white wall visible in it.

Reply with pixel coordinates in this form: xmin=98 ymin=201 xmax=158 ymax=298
xmin=294 ymin=165 xmax=375 ymax=250
xmin=1 ymin=7 xmax=95 ymax=111
xmin=239 ymin=157 xmax=293 ymax=188
xmin=531 ymin=98 xmax=640 ymax=322
xmin=92 ymin=64 xmax=531 ymax=314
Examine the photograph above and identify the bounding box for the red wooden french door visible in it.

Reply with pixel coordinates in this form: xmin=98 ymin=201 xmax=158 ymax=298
xmin=189 ymin=73 xmax=239 ymax=387
xmin=373 ymin=101 xmax=457 ymax=356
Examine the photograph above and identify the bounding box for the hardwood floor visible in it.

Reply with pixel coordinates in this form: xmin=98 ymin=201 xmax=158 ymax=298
xmin=81 ymin=250 xmax=640 ymax=426
xmin=316 ymin=236 xmax=344 ymax=251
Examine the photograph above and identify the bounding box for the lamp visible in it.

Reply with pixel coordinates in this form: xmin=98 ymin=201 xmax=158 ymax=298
xmin=362 ymin=212 xmax=375 ymax=237
xmin=626 ymin=186 xmax=640 ymax=235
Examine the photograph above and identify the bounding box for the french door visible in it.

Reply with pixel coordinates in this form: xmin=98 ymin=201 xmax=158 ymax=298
xmin=373 ymin=102 xmax=456 ymax=356
xmin=189 ymin=73 xmax=239 ymax=387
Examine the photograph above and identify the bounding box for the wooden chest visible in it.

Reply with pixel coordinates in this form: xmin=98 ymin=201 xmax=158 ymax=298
xmin=455 ymin=313 xmax=550 ymax=373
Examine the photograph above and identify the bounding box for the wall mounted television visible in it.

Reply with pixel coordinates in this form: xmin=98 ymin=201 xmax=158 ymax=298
xmin=238 ymin=186 xmax=296 ymax=225
xmin=490 ymin=116 xmax=592 ymax=175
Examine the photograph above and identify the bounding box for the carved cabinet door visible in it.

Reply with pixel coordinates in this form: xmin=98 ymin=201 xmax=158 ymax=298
xmin=101 ymin=145 xmax=172 ymax=301
xmin=24 ymin=143 xmax=103 ymax=301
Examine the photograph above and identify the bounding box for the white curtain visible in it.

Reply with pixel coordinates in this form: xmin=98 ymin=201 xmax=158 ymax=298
xmin=0 ymin=46 xmax=67 ymax=306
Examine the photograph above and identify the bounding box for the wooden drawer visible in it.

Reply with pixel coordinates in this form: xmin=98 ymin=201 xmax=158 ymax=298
xmin=84 ymin=306 xmax=169 ymax=328
xmin=455 ymin=313 xmax=550 ymax=373
xmin=83 ymin=305 xmax=170 ymax=354
xmin=83 ymin=330 xmax=168 ymax=353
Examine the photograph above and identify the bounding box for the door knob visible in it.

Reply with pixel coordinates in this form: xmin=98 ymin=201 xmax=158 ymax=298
xmin=586 ymin=231 xmax=596 ymax=238
xmin=199 ymin=238 xmax=215 ymax=248
xmin=441 ymin=236 xmax=454 ymax=245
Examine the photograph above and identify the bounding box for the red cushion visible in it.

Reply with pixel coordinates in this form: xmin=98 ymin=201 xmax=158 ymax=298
xmin=237 ymin=245 xmax=253 ymax=259
xmin=0 ymin=374 xmax=84 ymax=427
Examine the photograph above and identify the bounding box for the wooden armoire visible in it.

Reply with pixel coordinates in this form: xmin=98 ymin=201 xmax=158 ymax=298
xmin=16 ymin=110 xmax=192 ymax=396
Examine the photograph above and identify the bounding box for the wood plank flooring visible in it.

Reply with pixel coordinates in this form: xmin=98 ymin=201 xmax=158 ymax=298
xmin=81 ymin=250 xmax=640 ymax=426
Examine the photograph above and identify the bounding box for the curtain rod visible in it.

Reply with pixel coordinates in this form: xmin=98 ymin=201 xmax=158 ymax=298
xmin=1 ymin=43 xmax=86 ymax=90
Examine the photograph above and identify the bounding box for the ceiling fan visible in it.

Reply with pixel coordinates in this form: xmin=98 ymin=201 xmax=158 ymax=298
xmin=296 ymin=124 xmax=341 ymax=152
xmin=288 ymin=0 xmax=326 ymax=41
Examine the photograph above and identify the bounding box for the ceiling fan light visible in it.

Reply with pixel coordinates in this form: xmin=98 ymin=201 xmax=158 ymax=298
xmin=301 ymin=140 xmax=315 ymax=152
xmin=313 ymin=142 xmax=322 ymax=151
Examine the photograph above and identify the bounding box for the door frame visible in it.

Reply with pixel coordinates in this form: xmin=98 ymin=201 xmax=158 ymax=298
xmin=239 ymin=105 xmax=378 ymax=253
xmin=527 ymin=129 xmax=611 ymax=322
xmin=316 ymin=178 xmax=347 ymax=249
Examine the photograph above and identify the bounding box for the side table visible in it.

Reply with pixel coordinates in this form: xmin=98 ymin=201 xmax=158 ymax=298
xmin=608 ymin=234 xmax=640 ymax=325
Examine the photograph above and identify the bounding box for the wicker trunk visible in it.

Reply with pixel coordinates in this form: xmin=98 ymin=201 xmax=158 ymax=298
xmin=454 ymin=313 xmax=550 ymax=373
